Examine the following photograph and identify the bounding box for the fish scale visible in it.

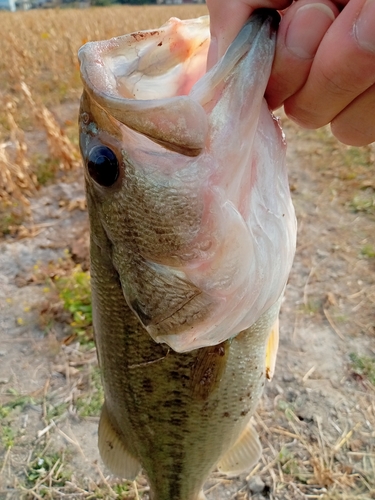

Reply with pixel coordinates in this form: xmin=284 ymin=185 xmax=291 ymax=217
xmin=109 ymin=164 xmax=204 ymax=255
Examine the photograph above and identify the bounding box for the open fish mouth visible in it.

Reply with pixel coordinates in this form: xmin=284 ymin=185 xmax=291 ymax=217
xmin=79 ymin=9 xmax=296 ymax=353
xmin=79 ymin=15 xmax=211 ymax=156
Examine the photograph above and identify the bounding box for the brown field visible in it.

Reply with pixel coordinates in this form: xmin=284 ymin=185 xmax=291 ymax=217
xmin=0 ymin=4 xmax=207 ymax=232
xmin=0 ymin=5 xmax=374 ymax=500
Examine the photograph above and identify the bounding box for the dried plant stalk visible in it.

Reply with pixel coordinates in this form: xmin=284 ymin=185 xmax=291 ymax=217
xmin=0 ymin=144 xmax=32 ymax=234
xmin=0 ymin=101 xmax=37 ymax=207
xmin=6 ymin=102 xmax=37 ymax=195
xmin=21 ymin=82 xmax=80 ymax=171
xmin=0 ymin=103 xmax=38 ymax=234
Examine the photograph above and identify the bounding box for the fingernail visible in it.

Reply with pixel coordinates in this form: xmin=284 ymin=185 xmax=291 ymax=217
xmin=355 ymin=0 xmax=375 ymax=53
xmin=285 ymin=3 xmax=336 ymax=59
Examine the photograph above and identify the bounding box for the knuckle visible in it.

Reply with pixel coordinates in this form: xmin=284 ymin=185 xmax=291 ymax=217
xmin=319 ymin=65 xmax=365 ymax=97
xmin=284 ymin=100 xmax=326 ymax=128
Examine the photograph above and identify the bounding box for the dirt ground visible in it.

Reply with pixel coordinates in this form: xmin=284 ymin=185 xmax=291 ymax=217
xmin=0 ymin=101 xmax=374 ymax=499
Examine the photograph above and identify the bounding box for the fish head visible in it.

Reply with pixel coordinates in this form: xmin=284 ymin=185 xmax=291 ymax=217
xmin=79 ymin=10 xmax=296 ymax=353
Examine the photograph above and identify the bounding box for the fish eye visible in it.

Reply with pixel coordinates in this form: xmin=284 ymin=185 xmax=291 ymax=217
xmin=87 ymin=145 xmax=119 ymax=187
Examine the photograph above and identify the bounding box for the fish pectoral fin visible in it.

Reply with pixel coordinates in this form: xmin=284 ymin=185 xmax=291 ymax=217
xmin=217 ymin=420 xmax=262 ymax=476
xmin=197 ymin=491 xmax=207 ymax=500
xmin=265 ymin=317 xmax=279 ymax=381
xmin=98 ymin=402 xmax=141 ymax=480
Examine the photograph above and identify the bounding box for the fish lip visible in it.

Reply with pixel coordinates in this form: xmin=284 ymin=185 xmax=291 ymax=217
xmin=78 ymin=16 xmax=211 ymax=156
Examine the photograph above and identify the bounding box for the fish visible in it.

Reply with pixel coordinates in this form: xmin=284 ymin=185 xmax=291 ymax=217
xmin=78 ymin=9 xmax=296 ymax=500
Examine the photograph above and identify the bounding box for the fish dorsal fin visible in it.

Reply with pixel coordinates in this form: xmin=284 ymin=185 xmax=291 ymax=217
xmin=98 ymin=403 xmax=141 ymax=480
xmin=265 ymin=317 xmax=279 ymax=381
xmin=217 ymin=420 xmax=262 ymax=476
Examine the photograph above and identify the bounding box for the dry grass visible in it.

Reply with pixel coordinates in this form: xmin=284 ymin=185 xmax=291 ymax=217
xmin=0 ymin=4 xmax=208 ymax=234
xmin=252 ymin=394 xmax=375 ymax=500
xmin=20 ymin=82 xmax=80 ymax=171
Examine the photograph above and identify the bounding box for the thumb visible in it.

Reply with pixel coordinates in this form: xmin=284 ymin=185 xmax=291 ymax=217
xmin=206 ymin=0 xmax=293 ymax=69
xmin=206 ymin=0 xmax=255 ymax=69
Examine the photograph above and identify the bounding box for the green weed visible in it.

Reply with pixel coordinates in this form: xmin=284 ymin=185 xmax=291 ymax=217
xmin=1 ymin=389 xmax=35 ymax=413
xmin=315 ymin=128 xmax=372 ymax=171
xmin=349 ymin=192 xmax=375 ymax=215
xmin=341 ymin=146 xmax=373 ymax=169
xmin=277 ymin=400 xmax=291 ymax=412
xmin=0 ymin=200 xmax=26 ymax=236
xmin=76 ymin=366 xmax=104 ymax=417
xmin=1 ymin=425 xmax=16 ymax=449
xmin=302 ymin=298 xmax=321 ymax=315
xmin=54 ymin=265 xmax=93 ymax=346
xmin=45 ymin=402 xmax=69 ymax=421
xmin=360 ymin=244 xmax=375 ymax=259
xmin=349 ymin=353 xmax=375 ymax=386
xmin=0 ymin=406 xmax=10 ymax=419
xmin=0 ymin=390 xmax=36 ymax=448
xmin=34 ymin=154 xmax=60 ymax=185
xmin=278 ymin=446 xmax=299 ymax=475
xmin=113 ymin=483 xmax=131 ymax=497
xmin=26 ymin=451 xmax=72 ymax=487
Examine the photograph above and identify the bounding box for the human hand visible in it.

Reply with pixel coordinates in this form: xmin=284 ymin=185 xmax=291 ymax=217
xmin=206 ymin=0 xmax=291 ymax=68
xmin=207 ymin=0 xmax=375 ymax=146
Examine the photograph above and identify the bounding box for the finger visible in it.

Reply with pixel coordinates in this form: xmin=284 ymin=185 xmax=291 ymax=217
xmin=283 ymin=0 xmax=375 ymax=129
xmin=265 ymin=0 xmax=339 ymax=110
xmin=330 ymin=83 xmax=375 ymax=146
xmin=206 ymin=0 xmax=292 ymax=69
xmin=206 ymin=0 xmax=254 ymax=69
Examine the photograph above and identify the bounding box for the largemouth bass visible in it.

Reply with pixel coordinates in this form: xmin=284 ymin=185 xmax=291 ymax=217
xmin=78 ymin=9 xmax=296 ymax=500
